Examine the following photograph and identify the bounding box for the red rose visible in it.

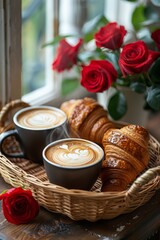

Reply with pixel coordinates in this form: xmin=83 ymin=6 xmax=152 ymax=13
xmin=94 ymin=22 xmax=127 ymax=50
xmin=151 ymin=29 xmax=160 ymax=50
xmin=52 ymin=38 xmax=83 ymax=72
xmin=0 ymin=187 xmax=39 ymax=225
xmin=80 ymin=60 xmax=117 ymax=93
xmin=119 ymin=40 xmax=160 ymax=77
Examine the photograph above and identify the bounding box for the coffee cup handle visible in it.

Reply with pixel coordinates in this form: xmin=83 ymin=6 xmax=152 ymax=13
xmin=0 ymin=129 xmax=25 ymax=158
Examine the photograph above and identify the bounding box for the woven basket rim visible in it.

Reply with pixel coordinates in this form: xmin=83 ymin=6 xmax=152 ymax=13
xmin=0 ymin=132 xmax=160 ymax=197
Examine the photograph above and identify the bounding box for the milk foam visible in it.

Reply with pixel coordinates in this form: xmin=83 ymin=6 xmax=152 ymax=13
xmin=17 ymin=108 xmax=66 ymax=129
xmin=45 ymin=140 xmax=103 ymax=167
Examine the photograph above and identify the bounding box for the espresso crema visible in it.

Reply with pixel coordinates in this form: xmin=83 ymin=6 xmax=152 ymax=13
xmin=17 ymin=108 xmax=66 ymax=130
xmin=45 ymin=140 xmax=103 ymax=167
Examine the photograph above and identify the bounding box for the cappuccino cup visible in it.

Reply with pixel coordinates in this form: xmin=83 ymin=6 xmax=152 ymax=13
xmin=43 ymin=138 xmax=104 ymax=190
xmin=0 ymin=106 xmax=69 ymax=163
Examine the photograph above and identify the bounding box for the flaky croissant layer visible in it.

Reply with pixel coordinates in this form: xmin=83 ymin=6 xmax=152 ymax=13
xmin=101 ymin=125 xmax=150 ymax=192
xmin=60 ymin=97 xmax=115 ymax=145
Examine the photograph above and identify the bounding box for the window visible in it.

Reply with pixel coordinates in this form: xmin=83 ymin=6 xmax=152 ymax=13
xmin=0 ymin=0 xmax=134 ymax=108
xmin=0 ymin=0 xmax=57 ymax=105
xmin=22 ymin=0 xmax=58 ymax=105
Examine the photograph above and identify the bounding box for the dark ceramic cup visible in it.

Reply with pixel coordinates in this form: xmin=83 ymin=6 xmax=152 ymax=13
xmin=0 ymin=106 xmax=69 ymax=164
xmin=43 ymin=138 xmax=104 ymax=190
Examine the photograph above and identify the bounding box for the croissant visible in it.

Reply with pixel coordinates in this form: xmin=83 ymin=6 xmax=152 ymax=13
xmin=60 ymin=97 xmax=115 ymax=145
xmin=101 ymin=124 xmax=150 ymax=192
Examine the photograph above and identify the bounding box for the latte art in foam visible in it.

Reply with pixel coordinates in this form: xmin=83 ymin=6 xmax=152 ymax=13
xmin=45 ymin=140 xmax=103 ymax=167
xmin=27 ymin=112 xmax=56 ymax=127
xmin=17 ymin=108 xmax=66 ymax=129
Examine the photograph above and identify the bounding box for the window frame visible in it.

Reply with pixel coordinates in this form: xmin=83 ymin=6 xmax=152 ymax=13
xmin=0 ymin=0 xmax=21 ymax=107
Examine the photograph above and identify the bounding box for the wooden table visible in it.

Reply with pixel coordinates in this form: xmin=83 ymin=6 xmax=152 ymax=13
xmin=0 ymin=177 xmax=159 ymax=240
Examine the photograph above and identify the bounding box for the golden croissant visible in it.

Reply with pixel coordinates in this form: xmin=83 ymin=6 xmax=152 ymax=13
xmin=60 ymin=97 xmax=115 ymax=145
xmin=101 ymin=124 xmax=150 ymax=192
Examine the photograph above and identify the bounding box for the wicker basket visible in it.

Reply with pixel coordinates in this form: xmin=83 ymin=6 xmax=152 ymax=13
xmin=0 ymin=100 xmax=160 ymax=222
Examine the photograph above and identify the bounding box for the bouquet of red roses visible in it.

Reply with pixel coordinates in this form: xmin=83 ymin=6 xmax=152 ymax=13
xmin=48 ymin=15 xmax=160 ymax=120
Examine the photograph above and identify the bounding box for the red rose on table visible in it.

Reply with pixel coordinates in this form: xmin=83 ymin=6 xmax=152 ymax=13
xmin=151 ymin=29 xmax=160 ymax=50
xmin=80 ymin=60 xmax=117 ymax=93
xmin=52 ymin=38 xmax=83 ymax=72
xmin=0 ymin=187 xmax=39 ymax=225
xmin=94 ymin=22 xmax=127 ymax=50
xmin=119 ymin=40 xmax=160 ymax=77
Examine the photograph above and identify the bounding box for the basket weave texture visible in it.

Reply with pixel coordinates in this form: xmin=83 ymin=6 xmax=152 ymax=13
xmin=0 ymin=100 xmax=160 ymax=222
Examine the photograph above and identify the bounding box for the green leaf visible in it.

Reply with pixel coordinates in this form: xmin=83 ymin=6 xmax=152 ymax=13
xmin=78 ymin=51 xmax=98 ymax=63
xmin=137 ymin=28 xmax=153 ymax=43
xmin=61 ymin=78 xmax=80 ymax=96
xmin=149 ymin=58 xmax=160 ymax=83
xmin=42 ymin=35 xmax=75 ymax=48
xmin=94 ymin=48 xmax=107 ymax=60
xmin=116 ymin=78 xmax=130 ymax=87
xmin=144 ymin=4 xmax=160 ymax=22
xmin=130 ymin=82 xmax=146 ymax=93
xmin=0 ymin=189 xmax=7 ymax=195
xmin=134 ymin=4 xmax=160 ymax=32
xmin=82 ymin=15 xmax=109 ymax=42
xmin=108 ymin=91 xmax=127 ymax=120
xmin=105 ymin=51 xmax=119 ymax=70
xmin=79 ymin=48 xmax=106 ymax=63
xmin=82 ymin=15 xmax=108 ymax=34
xmin=146 ymin=86 xmax=160 ymax=111
xmin=132 ymin=5 xmax=146 ymax=31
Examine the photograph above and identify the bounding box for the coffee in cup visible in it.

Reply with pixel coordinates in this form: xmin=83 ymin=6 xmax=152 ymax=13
xmin=0 ymin=106 xmax=69 ymax=163
xmin=43 ymin=138 xmax=104 ymax=190
xmin=17 ymin=108 xmax=65 ymax=130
